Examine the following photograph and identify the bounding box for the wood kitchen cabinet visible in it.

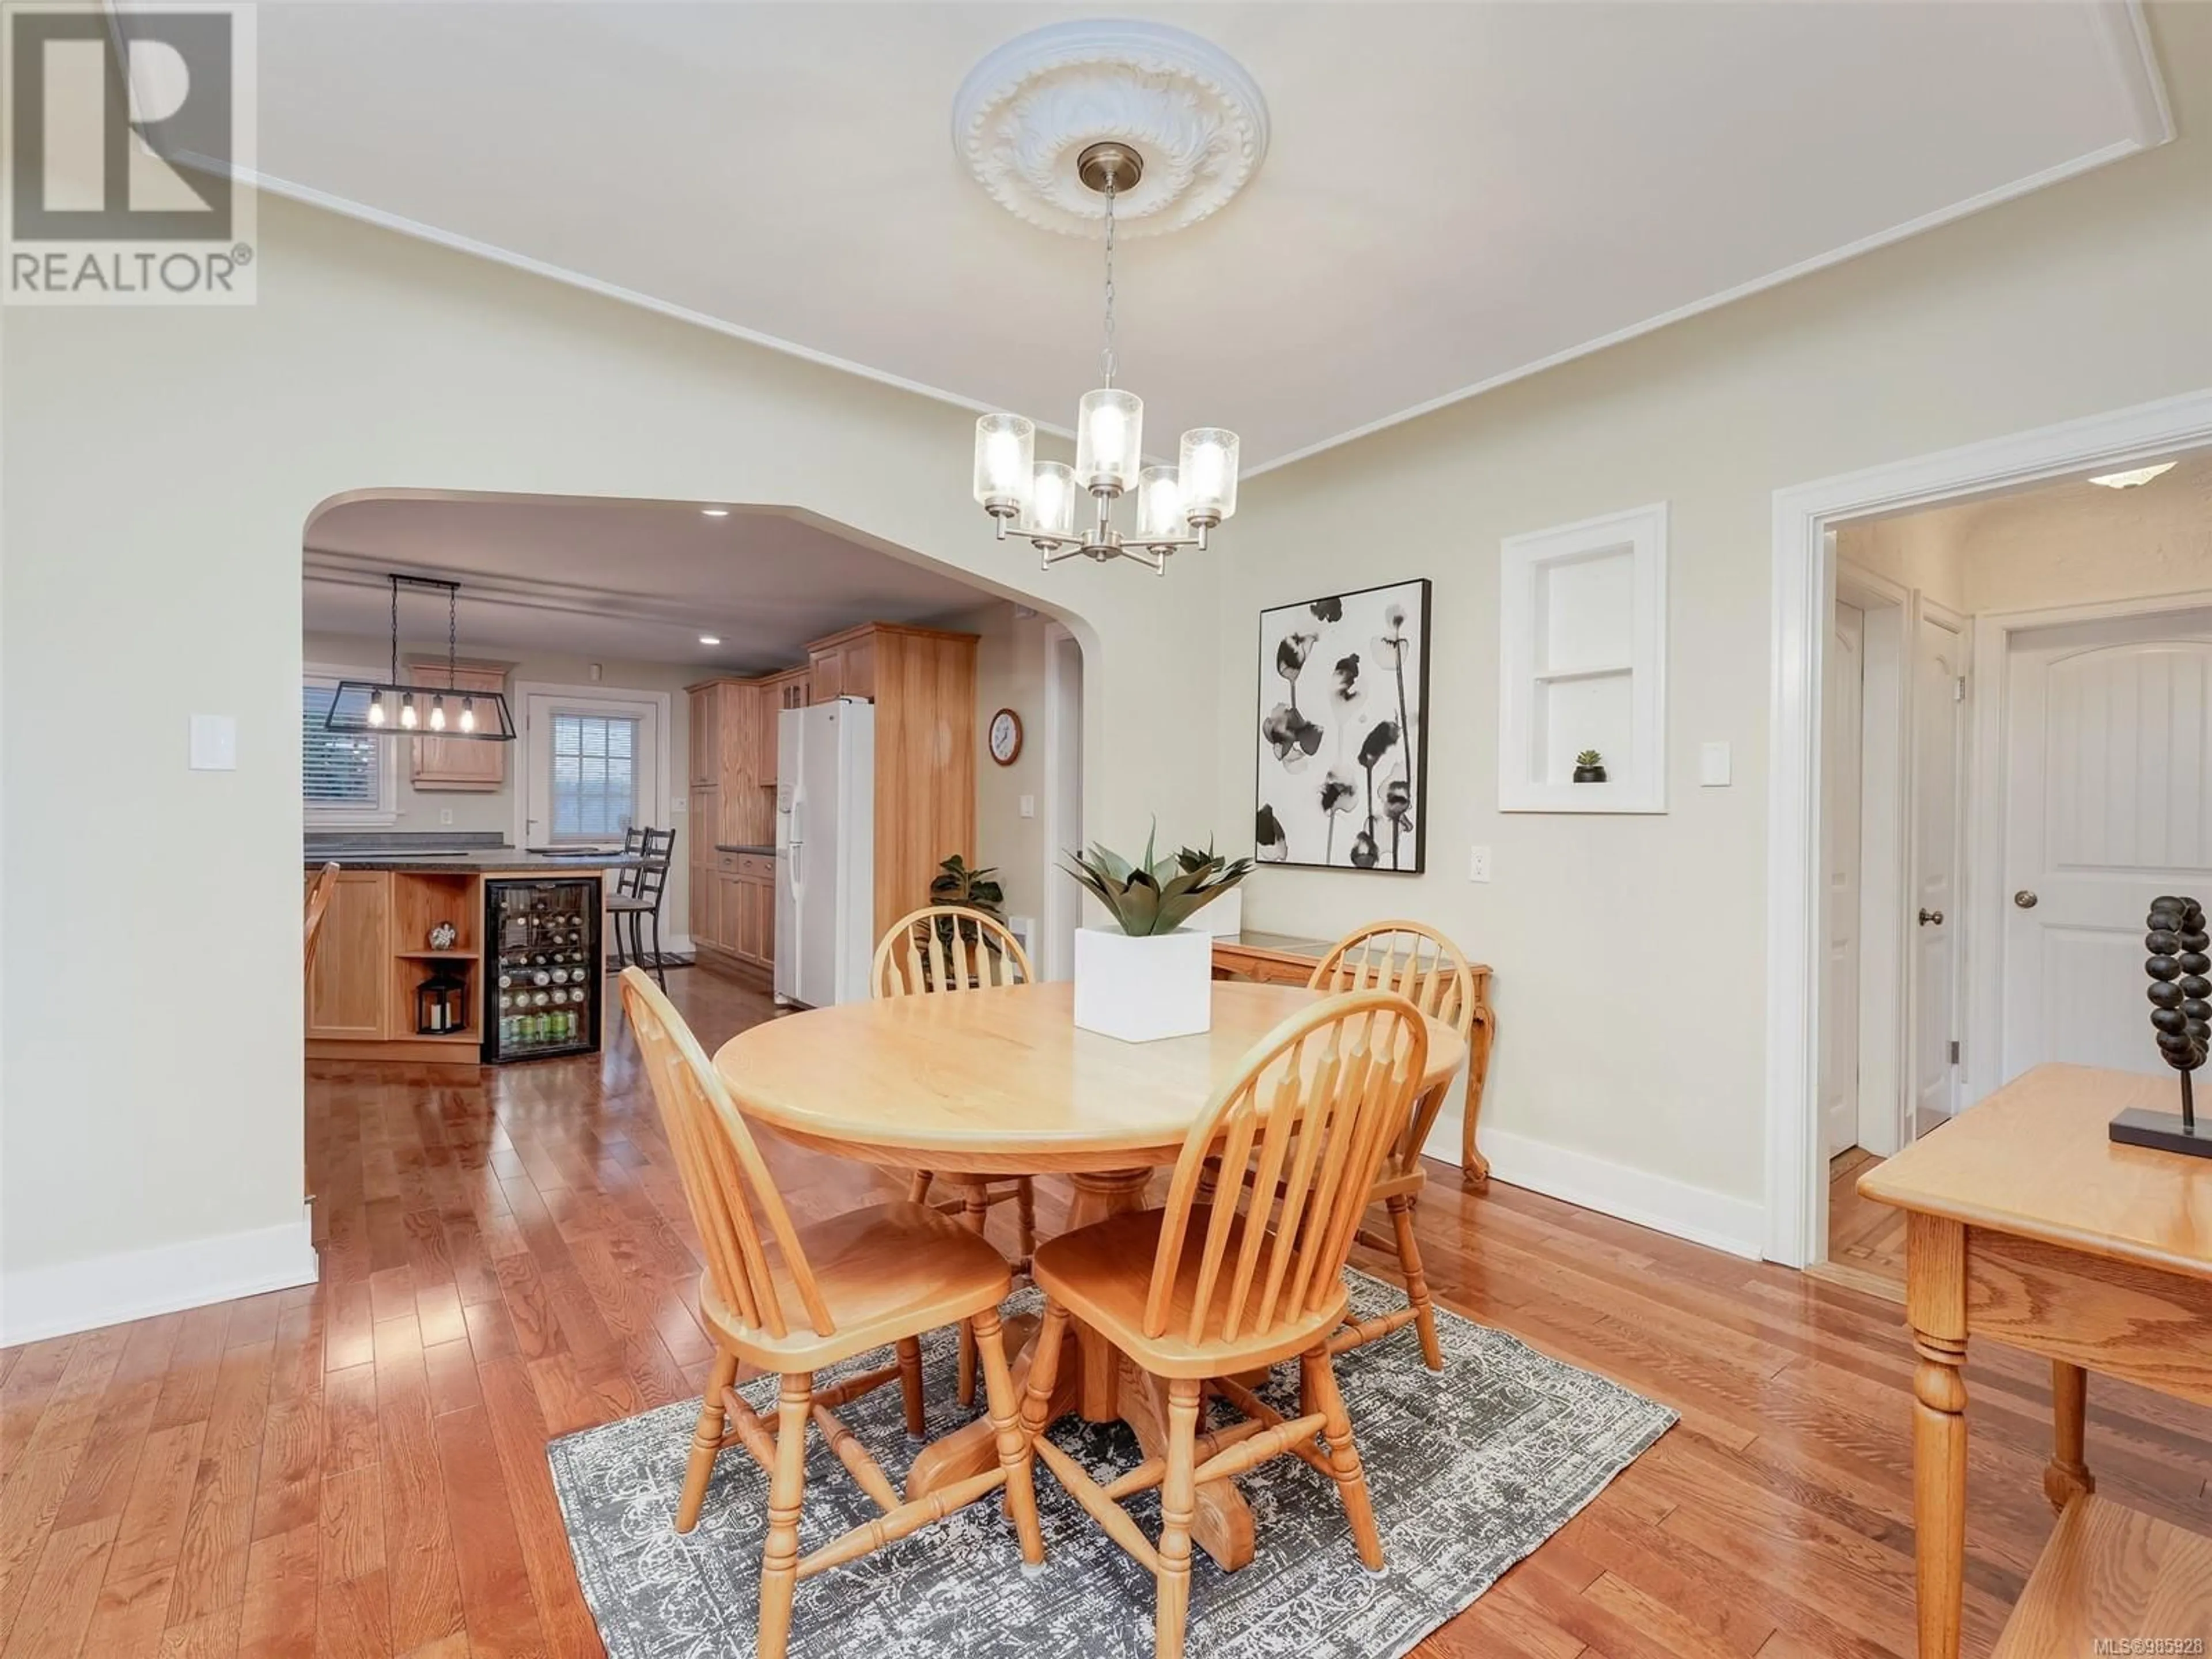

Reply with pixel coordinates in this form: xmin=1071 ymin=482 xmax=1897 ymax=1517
xmin=305 ymin=869 xmax=392 ymax=1039
xmin=688 ymin=684 xmax=721 ymax=789
xmin=808 ymin=626 xmax=878 ymax=705
xmin=687 ymin=623 xmax=972 ymax=978
xmin=408 ymin=662 xmax=509 ymax=790
xmin=766 ymin=669 xmax=810 ymax=714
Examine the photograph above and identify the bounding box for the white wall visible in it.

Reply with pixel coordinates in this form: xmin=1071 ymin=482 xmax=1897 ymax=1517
xmin=929 ymin=601 xmax=1061 ymax=937
xmin=1213 ymin=2 xmax=2212 ymax=1250
xmin=0 ymin=191 xmax=1222 ymax=1337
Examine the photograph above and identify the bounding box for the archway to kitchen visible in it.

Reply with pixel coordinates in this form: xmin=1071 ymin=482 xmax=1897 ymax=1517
xmin=296 ymin=487 xmax=1093 ymax=1199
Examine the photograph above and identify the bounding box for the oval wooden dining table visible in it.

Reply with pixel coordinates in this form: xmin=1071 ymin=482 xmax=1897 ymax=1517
xmin=711 ymin=978 xmax=1466 ymax=1573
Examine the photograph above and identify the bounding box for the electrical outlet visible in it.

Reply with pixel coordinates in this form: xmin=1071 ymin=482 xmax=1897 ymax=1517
xmin=1019 ymin=794 xmax=1036 ymax=819
xmin=1468 ymin=844 xmax=1491 ymax=882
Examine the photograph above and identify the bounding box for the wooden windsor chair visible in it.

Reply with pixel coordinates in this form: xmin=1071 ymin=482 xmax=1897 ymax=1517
xmin=1020 ymin=989 xmax=1430 ymax=1659
xmin=872 ymin=904 xmax=1040 ymax=1407
xmin=304 ymin=861 xmax=340 ymax=976
xmin=1308 ymin=920 xmax=1479 ymax=1369
xmin=618 ymin=969 xmax=1043 ymax=1657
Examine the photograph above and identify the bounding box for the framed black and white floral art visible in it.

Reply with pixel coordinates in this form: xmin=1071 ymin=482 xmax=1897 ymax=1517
xmin=1254 ymin=578 xmax=1430 ymax=873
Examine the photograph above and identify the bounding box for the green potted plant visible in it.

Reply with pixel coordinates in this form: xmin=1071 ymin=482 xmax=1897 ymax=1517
xmin=1063 ymin=829 xmax=1251 ymax=1041
xmin=925 ymin=854 xmax=1006 ymax=981
xmin=1573 ymin=748 xmax=1607 ymax=784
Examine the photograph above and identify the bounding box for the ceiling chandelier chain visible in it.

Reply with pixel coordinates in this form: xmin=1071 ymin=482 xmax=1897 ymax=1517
xmin=970 ymin=138 xmax=1240 ymax=575
xmin=1100 ymin=173 xmax=1118 ymax=389
xmin=446 ymin=584 xmax=460 ymax=688
xmin=388 ymin=575 xmax=400 ymax=686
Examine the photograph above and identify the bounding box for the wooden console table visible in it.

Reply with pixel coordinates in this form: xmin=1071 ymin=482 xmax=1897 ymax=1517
xmin=1858 ymin=1064 xmax=2212 ymax=1657
xmin=1209 ymin=931 xmax=1497 ymax=1187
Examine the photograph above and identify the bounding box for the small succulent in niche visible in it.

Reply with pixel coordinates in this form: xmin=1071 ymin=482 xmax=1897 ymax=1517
xmin=1573 ymin=749 xmax=1607 ymax=783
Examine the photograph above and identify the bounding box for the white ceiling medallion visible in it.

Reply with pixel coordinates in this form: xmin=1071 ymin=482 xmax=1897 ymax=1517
xmin=952 ymin=20 xmax=1270 ymax=240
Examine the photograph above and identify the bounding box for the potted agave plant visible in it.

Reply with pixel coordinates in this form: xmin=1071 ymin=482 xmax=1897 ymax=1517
xmin=1063 ymin=830 xmax=1252 ymax=1043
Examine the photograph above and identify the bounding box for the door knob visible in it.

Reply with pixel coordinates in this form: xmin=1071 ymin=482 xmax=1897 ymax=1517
xmin=2013 ymin=891 xmax=2038 ymax=909
xmin=1918 ymin=908 xmax=1944 ymax=926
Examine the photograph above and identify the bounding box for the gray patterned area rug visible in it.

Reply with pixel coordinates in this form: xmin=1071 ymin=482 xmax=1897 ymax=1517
xmin=547 ymin=1270 xmax=1675 ymax=1658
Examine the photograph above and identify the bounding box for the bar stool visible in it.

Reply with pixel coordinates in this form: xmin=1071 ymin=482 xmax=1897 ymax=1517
xmin=607 ymin=826 xmax=676 ymax=988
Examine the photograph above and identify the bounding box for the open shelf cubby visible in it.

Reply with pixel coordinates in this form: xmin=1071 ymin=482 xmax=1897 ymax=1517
xmin=1499 ymin=502 xmax=1668 ymax=813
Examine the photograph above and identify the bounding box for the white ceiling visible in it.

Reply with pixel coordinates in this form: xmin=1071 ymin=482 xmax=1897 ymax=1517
xmin=303 ymin=495 xmax=997 ymax=671
xmin=255 ymin=3 xmax=2168 ymax=474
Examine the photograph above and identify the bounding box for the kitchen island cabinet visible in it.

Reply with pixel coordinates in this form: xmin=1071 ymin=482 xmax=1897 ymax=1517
xmin=304 ymin=851 xmax=638 ymax=1065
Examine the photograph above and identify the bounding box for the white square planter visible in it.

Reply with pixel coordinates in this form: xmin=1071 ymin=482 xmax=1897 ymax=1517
xmin=1073 ymin=926 xmax=1213 ymax=1043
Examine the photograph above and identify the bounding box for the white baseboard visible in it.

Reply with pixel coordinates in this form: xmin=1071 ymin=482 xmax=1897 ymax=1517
xmin=1 ymin=1209 xmax=319 ymax=1347
xmin=1430 ymin=1113 xmax=1764 ymax=1262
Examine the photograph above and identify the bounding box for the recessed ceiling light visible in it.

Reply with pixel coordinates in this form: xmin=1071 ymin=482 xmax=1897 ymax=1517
xmin=2088 ymin=462 xmax=2178 ymax=490
xmin=699 ymin=635 xmax=722 ymax=646
xmin=700 ymin=506 xmax=730 ymax=517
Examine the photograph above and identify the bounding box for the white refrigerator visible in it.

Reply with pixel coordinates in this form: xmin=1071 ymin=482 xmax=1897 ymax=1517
xmin=774 ymin=698 xmax=875 ymax=1009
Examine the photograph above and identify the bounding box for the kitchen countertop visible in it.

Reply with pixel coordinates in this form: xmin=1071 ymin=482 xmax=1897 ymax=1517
xmin=714 ymin=843 xmax=777 ymax=856
xmin=304 ymin=850 xmax=646 ymax=873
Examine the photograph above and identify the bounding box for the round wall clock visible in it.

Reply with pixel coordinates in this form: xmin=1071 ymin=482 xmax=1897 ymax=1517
xmin=988 ymin=707 xmax=1024 ymax=766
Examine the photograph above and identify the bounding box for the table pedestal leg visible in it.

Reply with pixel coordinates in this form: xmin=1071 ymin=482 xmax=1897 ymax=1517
xmin=904 ymin=1165 xmax=1258 ymax=1571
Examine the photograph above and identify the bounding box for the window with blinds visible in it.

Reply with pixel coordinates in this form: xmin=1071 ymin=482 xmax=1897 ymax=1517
xmin=550 ymin=712 xmax=639 ymax=841
xmin=303 ymin=678 xmax=389 ymax=816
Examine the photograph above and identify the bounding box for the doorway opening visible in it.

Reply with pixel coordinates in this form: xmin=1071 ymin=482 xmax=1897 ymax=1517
xmin=1812 ymin=440 xmax=2212 ymax=1289
xmin=1041 ymin=621 xmax=1087 ymax=980
xmin=1767 ymin=390 xmax=2212 ymax=1273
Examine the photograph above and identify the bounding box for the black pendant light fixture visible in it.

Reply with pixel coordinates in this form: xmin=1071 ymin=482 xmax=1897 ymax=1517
xmin=324 ymin=575 xmax=516 ymax=742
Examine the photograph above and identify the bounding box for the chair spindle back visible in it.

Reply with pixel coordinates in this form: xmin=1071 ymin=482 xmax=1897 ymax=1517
xmin=304 ymin=861 xmax=340 ymax=976
xmin=1308 ymin=922 xmax=1475 ymax=1180
xmin=1148 ymin=990 xmax=1428 ymax=1347
xmin=872 ymin=906 xmax=1033 ymax=998
xmin=620 ymin=968 xmax=835 ymax=1340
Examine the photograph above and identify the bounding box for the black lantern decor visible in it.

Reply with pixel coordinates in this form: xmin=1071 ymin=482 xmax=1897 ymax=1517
xmin=2111 ymin=895 xmax=2212 ymax=1159
xmin=416 ymin=967 xmax=470 ymax=1036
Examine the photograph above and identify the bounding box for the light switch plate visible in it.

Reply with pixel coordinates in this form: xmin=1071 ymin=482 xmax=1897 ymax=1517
xmin=1700 ymin=741 xmax=1732 ymax=787
xmin=1468 ymin=844 xmax=1491 ymax=882
xmin=188 ymin=714 xmax=236 ymax=771
xmin=1019 ymin=794 xmax=1036 ymax=819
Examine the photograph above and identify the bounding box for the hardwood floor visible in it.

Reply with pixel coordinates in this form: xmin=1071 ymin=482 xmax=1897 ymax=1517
xmin=1821 ymin=1145 xmax=1909 ymax=1298
xmin=5 ymin=968 xmax=2210 ymax=1657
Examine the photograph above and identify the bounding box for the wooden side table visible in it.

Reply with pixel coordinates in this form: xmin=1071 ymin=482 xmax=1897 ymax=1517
xmin=1857 ymin=1064 xmax=2212 ymax=1657
xmin=1209 ymin=932 xmax=1497 ymax=1187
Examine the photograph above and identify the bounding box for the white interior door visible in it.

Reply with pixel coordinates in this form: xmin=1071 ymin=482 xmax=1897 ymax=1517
xmin=2001 ymin=608 xmax=2212 ymax=1081
xmin=1909 ymin=607 xmax=1967 ymax=1135
xmin=1820 ymin=601 xmax=1866 ymax=1156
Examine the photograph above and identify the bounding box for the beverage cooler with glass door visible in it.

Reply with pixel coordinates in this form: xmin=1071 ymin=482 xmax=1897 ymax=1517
xmin=485 ymin=878 xmax=603 ymax=1062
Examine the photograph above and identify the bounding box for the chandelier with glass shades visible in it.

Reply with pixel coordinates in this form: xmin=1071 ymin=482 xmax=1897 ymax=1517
xmin=971 ymin=143 xmax=1240 ymax=575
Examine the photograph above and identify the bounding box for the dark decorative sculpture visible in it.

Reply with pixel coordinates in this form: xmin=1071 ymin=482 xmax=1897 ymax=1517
xmin=2111 ymin=895 xmax=2212 ymax=1158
